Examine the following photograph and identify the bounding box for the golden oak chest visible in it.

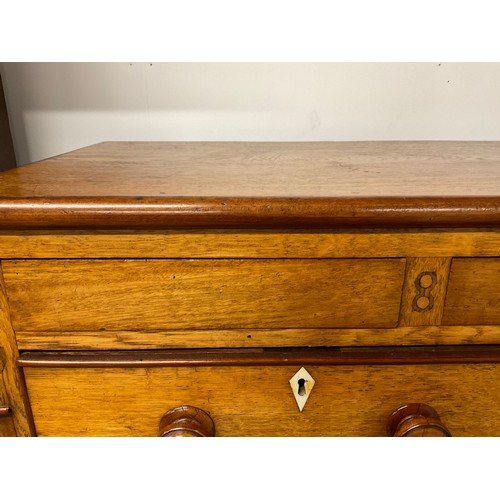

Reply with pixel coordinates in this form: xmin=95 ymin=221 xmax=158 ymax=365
xmin=1 ymin=141 xmax=499 ymax=436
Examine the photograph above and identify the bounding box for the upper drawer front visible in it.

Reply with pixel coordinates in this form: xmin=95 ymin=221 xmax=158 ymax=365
xmin=3 ymin=259 xmax=405 ymax=331
xmin=442 ymin=258 xmax=500 ymax=325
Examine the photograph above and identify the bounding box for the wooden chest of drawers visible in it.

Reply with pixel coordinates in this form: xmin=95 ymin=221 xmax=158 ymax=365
xmin=1 ymin=141 xmax=499 ymax=437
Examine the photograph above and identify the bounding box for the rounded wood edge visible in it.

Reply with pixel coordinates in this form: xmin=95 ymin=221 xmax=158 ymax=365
xmin=17 ymin=345 xmax=500 ymax=368
xmin=159 ymin=405 xmax=215 ymax=437
xmin=0 ymin=196 xmax=499 ymax=230
xmin=387 ymin=403 xmax=451 ymax=437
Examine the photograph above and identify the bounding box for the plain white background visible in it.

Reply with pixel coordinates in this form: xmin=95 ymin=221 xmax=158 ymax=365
xmin=2 ymin=62 xmax=500 ymax=165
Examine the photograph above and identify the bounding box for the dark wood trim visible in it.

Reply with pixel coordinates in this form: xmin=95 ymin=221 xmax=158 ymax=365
xmin=17 ymin=345 xmax=500 ymax=368
xmin=15 ymin=364 xmax=37 ymax=436
xmin=0 ymin=74 xmax=16 ymax=171
xmin=1 ymin=196 xmax=499 ymax=230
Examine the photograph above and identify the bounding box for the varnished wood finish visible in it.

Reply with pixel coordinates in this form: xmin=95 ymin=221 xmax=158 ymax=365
xmin=1 ymin=141 xmax=499 ymax=437
xmin=1 ymin=196 xmax=499 ymax=230
xmin=3 ymin=258 xmax=405 ymax=331
xmin=14 ymin=326 xmax=500 ymax=351
xmin=22 ymin=360 xmax=500 ymax=436
xmin=0 ymin=266 xmax=34 ymax=436
xmin=159 ymin=405 xmax=215 ymax=437
xmin=0 ymin=406 xmax=17 ymax=437
xmin=1 ymin=230 xmax=500 ymax=259
xmin=387 ymin=403 xmax=451 ymax=437
xmin=0 ymin=142 xmax=499 ymax=229
xmin=443 ymin=258 xmax=500 ymax=325
xmin=18 ymin=346 xmax=500 ymax=368
xmin=399 ymin=257 xmax=451 ymax=326
xmin=2 ymin=141 xmax=500 ymax=197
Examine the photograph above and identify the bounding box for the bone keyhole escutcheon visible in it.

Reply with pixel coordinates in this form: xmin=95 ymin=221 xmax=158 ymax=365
xmin=289 ymin=367 xmax=315 ymax=412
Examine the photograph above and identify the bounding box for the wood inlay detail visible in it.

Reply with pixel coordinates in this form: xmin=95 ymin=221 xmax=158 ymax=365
xmin=412 ymin=271 xmax=437 ymax=312
xmin=399 ymin=258 xmax=451 ymax=327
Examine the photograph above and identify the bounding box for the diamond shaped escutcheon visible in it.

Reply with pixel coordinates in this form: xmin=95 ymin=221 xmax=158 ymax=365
xmin=289 ymin=367 xmax=315 ymax=412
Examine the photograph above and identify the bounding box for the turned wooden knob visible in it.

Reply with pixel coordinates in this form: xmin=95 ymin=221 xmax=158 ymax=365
xmin=387 ymin=403 xmax=451 ymax=437
xmin=159 ymin=405 xmax=215 ymax=437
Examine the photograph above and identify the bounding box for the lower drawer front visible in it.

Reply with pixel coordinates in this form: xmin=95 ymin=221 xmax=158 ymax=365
xmin=23 ymin=362 xmax=500 ymax=437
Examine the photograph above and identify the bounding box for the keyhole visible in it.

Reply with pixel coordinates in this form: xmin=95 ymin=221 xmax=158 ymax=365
xmin=298 ymin=378 xmax=306 ymax=396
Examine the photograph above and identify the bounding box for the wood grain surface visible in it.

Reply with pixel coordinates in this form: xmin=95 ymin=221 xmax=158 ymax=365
xmin=0 ymin=265 xmax=34 ymax=436
xmin=16 ymin=326 xmax=500 ymax=351
xmin=22 ymin=361 xmax=500 ymax=436
xmin=442 ymin=258 xmax=500 ymax=325
xmin=3 ymin=258 xmax=405 ymax=331
xmin=0 ymin=406 xmax=17 ymax=437
xmin=2 ymin=141 xmax=500 ymax=197
xmin=0 ymin=141 xmax=499 ymax=229
xmin=399 ymin=257 xmax=451 ymax=326
xmin=1 ymin=141 xmax=499 ymax=438
xmin=1 ymin=230 xmax=499 ymax=259
xmin=1 ymin=196 xmax=498 ymax=230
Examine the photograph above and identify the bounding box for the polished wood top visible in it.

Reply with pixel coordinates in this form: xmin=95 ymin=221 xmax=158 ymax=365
xmin=0 ymin=141 xmax=499 ymax=229
xmin=2 ymin=141 xmax=500 ymax=197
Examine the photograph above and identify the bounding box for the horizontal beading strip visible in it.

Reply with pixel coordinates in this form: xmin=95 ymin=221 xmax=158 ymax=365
xmin=17 ymin=344 xmax=500 ymax=368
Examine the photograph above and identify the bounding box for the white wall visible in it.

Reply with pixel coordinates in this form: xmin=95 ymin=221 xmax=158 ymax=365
xmin=2 ymin=62 xmax=500 ymax=165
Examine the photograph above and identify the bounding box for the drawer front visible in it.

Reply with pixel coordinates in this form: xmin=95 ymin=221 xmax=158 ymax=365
xmin=22 ymin=356 xmax=500 ymax=437
xmin=3 ymin=258 xmax=405 ymax=331
xmin=442 ymin=258 xmax=500 ymax=325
